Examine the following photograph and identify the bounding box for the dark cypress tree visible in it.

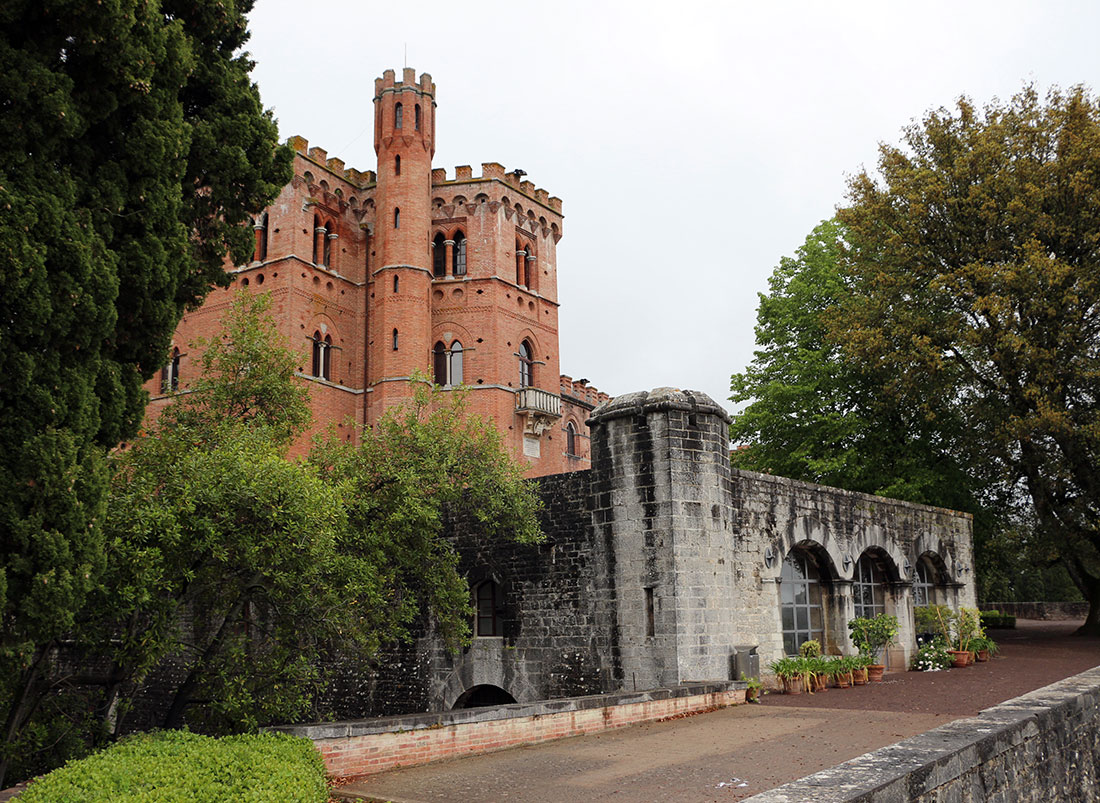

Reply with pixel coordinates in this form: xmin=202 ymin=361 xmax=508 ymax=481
xmin=0 ymin=0 xmax=291 ymax=783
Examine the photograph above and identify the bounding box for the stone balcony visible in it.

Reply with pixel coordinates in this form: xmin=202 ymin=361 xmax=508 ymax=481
xmin=515 ymin=387 xmax=561 ymax=436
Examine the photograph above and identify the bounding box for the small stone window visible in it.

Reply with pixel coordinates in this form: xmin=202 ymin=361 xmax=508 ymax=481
xmin=392 ymin=328 xmax=399 ymax=351
xmin=394 ymin=102 xmax=403 ymax=129
xmin=566 ymin=421 xmax=577 ymax=456
xmin=415 ymin=103 xmax=421 ymax=131
xmin=394 ymin=207 xmax=400 ymax=229
xmin=474 ymin=580 xmax=502 ymax=637
xmin=395 ymin=154 xmax=401 ymax=176
xmin=393 ymin=274 xmax=399 ymax=293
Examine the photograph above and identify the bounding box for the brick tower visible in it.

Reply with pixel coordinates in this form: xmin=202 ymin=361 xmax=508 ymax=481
xmin=143 ymin=67 xmax=609 ymax=476
xmin=368 ymin=69 xmax=436 ymax=414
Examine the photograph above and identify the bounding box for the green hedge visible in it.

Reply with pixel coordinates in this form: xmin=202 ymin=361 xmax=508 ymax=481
xmin=20 ymin=731 xmax=328 ymax=803
xmin=980 ymin=610 xmax=1017 ymax=629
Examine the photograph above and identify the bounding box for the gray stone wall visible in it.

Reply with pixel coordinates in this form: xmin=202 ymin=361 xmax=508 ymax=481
xmin=743 ymin=666 xmax=1100 ymax=802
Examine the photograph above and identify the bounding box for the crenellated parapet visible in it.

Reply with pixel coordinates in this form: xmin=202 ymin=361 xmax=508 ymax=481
xmin=431 ymin=163 xmax=563 ymax=214
xmin=287 ymin=136 xmax=376 ymax=187
xmin=559 ymin=376 xmax=611 ymax=409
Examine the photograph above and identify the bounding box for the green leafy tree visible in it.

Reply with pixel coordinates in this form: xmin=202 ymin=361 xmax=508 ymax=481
xmin=0 ymin=0 xmax=290 ymax=782
xmin=836 ymin=85 xmax=1100 ymax=634
xmin=312 ymin=380 xmax=544 ymax=651
xmin=730 ymin=219 xmax=978 ymax=510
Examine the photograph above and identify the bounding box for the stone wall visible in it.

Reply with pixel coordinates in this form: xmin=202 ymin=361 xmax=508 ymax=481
xmin=743 ymin=666 xmax=1100 ymax=802
xmin=983 ymin=601 xmax=1089 ymax=621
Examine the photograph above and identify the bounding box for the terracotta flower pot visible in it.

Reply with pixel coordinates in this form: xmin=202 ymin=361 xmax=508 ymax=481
xmin=867 ymin=664 xmax=885 ymax=682
xmin=852 ymin=668 xmax=868 ymax=685
xmin=813 ymin=674 xmax=828 ymax=692
xmin=835 ymin=674 xmax=850 ymax=688
xmin=782 ymin=677 xmax=802 ymax=695
xmin=947 ymin=649 xmax=968 ymax=668
xmin=976 ymin=649 xmax=990 ymax=662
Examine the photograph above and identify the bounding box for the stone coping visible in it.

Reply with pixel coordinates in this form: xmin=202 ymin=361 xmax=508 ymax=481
xmin=270 ymin=680 xmax=743 ymax=741
xmin=742 ymin=665 xmax=1100 ymax=802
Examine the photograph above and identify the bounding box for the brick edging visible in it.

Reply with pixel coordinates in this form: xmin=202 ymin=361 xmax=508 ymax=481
xmin=274 ymin=681 xmax=745 ymax=778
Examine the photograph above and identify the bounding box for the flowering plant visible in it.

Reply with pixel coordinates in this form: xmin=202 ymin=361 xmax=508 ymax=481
xmin=909 ymin=642 xmax=952 ymax=671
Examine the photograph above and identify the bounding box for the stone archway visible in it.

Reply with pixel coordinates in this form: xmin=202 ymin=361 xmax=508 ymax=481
xmin=451 ymin=684 xmax=517 ymax=709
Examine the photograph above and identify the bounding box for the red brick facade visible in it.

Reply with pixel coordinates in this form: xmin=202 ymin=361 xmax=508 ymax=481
xmin=144 ymin=67 xmax=607 ymax=476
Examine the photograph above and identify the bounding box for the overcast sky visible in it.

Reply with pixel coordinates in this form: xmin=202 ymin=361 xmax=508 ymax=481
xmin=245 ymin=0 xmax=1099 ymax=412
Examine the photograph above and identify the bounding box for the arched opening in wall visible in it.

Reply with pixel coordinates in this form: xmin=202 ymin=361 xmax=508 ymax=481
xmin=322 ymin=219 xmax=334 ymax=267
xmin=473 ymin=580 xmax=502 ymax=636
xmin=414 ymin=103 xmax=421 ymax=131
xmin=522 ymin=246 xmax=532 ymax=287
xmin=432 ymin=233 xmax=446 ymax=277
xmin=394 ymin=154 xmax=401 ymax=176
xmin=393 ymin=274 xmax=399 ymax=293
xmin=853 ymin=551 xmax=889 ymax=619
xmin=255 ymin=211 xmax=268 ymax=261
xmin=779 ymin=548 xmax=826 ymax=656
xmin=453 ymin=231 xmax=466 ymax=276
xmin=322 ymin=334 xmax=332 ymax=380
xmin=394 ymin=207 xmax=400 ymax=229
xmin=452 ymin=685 xmax=516 ymax=710
xmin=913 ymin=552 xmax=949 ymax=607
xmin=392 ymin=328 xmax=399 ymax=351
xmin=518 ymin=340 xmax=534 ymax=388
xmin=394 ymin=102 xmax=403 ymax=129
xmin=312 ymin=214 xmax=323 ymax=264
xmin=515 ymin=239 xmax=523 ymax=285
xmin=311 ymin=331 xmax=332 ymax=380
xmin=450 ymin=341 xmax=463 ymax=385
xmin=161 ymin=347 xmax=180 ymax=393
xmin=566 ymin=421 xmax=577 ymax=456
xmin=433 ymin=341 xmax=447 ymax=385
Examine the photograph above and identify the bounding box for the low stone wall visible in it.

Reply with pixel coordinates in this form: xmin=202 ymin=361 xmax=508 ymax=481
xmin=274 ymin=681 xmax=745 ymax=779
xmin=744 ymin=666 xmax=1100 ymax=802
xmin=982 ymin=601 xmax=1089 ymax=620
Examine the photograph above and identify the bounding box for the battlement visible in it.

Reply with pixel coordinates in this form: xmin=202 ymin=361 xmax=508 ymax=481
xmin=374 ymin=68 xmax=435 ymax=98
xmin=560 ymin=375 xmax=611 ymax=409
xmin=287 ymin=136 xmax=375 ymax=186
xmin=430 ymin=162 xmax=562 ymax=213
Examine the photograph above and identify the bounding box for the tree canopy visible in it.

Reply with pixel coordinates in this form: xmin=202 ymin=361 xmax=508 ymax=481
xmin=0 ymin=0 xmax=291 ymax=784
xmin=730 ymin=219 xmax=977 ymax=511
xmin=833 ymin=85 xmax=1100 ymax=632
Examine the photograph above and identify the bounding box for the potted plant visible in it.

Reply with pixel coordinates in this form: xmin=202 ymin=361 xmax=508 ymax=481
xmin=799 ymin=639 xmax=822 ymax=659
xmin=909 ymin=641 xmax=952 ymax=671
xmin=970 ymin=634 xmax=999 ymax=662
xmin=810 ymin=655 xmax=830 ymax=692
xmin=953 ymin=607 xmax=981 ymax=666
xmin=851 ymin=653 xmax=871 ymax=685
xmin=848 ymin=613 xmax=899 ymax=681
xmin=769 ymin=657 xmax=803 ymax=695
xmin=744 ymin=676 xmax=763 ymax=702
xmin=830 ymin=656 xmax=851 ymax=688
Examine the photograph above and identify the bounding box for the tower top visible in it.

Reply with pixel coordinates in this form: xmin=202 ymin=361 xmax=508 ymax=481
xmin=374 ymin=68 xmax=435 ymax=99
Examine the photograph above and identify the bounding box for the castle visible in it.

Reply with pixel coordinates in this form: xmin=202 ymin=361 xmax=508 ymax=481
xmin=146 ymin=67 xmax=606 ymax=476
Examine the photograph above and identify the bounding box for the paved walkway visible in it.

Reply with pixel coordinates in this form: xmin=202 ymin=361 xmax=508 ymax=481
xmin=336 ymin=620 xmax=1100 ymax=803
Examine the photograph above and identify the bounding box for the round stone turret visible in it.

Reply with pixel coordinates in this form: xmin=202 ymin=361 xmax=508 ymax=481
xmin=588 ymin=387 xmax=731 ymax=427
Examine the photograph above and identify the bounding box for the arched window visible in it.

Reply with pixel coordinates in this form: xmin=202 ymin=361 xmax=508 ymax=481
xmin=311 ymin=331 xmax=331 ymax=380
xmin=312 ymin=214 xmax=323 ymax=264
xmin=392 ymin=328 xmax=399 ymax=351
xmin=780 ymin=550 xmax=824 ymax=655
xmin=523 ymin=246 xmax=531 ymax=287
xmin=515 ymin=240 xmax=523 ymax=285
xmin=161 ymin=347 xmax=180 ymax=392
xmin=566 ymin=422 xmax=577 ymax=456
xmin=393 ymin=274 xmax=399 ymax=293
xmin=853 ymin=553 xmax=887 ymax=619
xmin=432 ymin=233 xmax=446 ymax=278
xmin=518 ymin=340 xmax=533 ymax=388
xmin=453 ymin=231 xmax=467 ymax=276
xmin=474 ymin=580 xmax=502 ymax=637
xmin=414 ymin=103 xmax=421 ymax=131
xmin=254 ymin=211 xmax=268 ymax=262
xmin=914 ymin=557 xmax=939 ymax=607
xmin=433 ymin=341 xmax=447 ymax=385
xmin=394 ymin=154 xmax=401 ymax=176
xmin=450 ymin=341 xmax=463 ymax=385
xmin=394 ymin=102 xmax=403 ymax=129
xmin=394 ymin=207 xmax=400 ymax=229
xmin=322 ymin=220 xmax=333 ymax=267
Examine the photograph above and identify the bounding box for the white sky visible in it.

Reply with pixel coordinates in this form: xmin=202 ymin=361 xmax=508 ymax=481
xmin=246 ymin=0 xmax=1099 ymax=412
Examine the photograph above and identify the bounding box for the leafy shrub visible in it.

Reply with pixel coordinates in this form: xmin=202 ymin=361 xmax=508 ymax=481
xmin=980 ymin=610 xmax=1016 ymax=629
xmin=20 ymin=731 xmax=327 ymax=803
xmin=910 ymin=642 xmax=952 ymax=671
xmin=798 ymin=639 xmax=821 ymax=658
xmin=847 ymin=613 xmax=899 ymax=661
